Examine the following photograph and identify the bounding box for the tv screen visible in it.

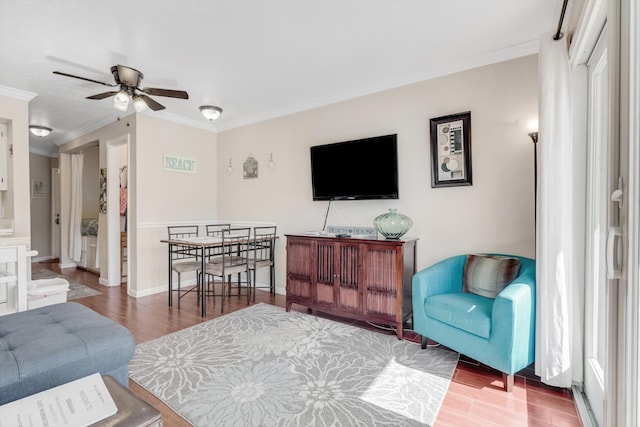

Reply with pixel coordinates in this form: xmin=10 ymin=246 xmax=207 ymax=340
xmin=310 ymin=134 xmax=399 ymax=201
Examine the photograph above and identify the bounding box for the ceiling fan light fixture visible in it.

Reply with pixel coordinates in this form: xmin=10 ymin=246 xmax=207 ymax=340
xmin=29 ymin=125 xmax=52 ymax=137
xmin=113 ymin=91 xmax=130 ymax=112
xmin=199 ymin=105 xmax=223 ymax=121
xmin=132 ymin=95 xmax=147 ymax=112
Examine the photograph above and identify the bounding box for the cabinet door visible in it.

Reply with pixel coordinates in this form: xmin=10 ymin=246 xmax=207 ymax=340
xmin=286 ymin=237 xmax=313 ymax=303
xmin=314 ymin=240 xmax=335 ymax=306
xmin=363 ymin=244 xmax=401 ymax=320
xmin=313 ymin=241 xmax=362 ymax=312
xmin=335 ymin=242 xmax=361 ymax=313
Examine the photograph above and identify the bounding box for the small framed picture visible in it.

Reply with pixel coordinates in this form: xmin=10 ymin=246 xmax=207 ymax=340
xmin=31 ymin=179 xmax=45 ymax=199
xmin=429 ymin=111 xmax=472 ymax=188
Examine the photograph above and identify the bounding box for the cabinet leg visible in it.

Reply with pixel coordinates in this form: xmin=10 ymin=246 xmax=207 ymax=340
xmin=396 ymin=324 xmax=403 ymax=340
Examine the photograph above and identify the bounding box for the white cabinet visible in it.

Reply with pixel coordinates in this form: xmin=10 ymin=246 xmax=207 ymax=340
xmin=0 ymin=244 xmax=27 ymax=315
xmin=0 ymin=124 xmax=7 ymax=191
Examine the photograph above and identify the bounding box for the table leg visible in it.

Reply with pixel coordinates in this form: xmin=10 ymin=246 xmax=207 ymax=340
xmin=168 ymin=243 xmax=173 ymax=306
xmin=201 ymin=246 xmax=207 ymax=317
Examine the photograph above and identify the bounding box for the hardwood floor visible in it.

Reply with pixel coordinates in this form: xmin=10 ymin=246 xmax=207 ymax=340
xmin=36 ymin=263 xmax=583 ymax=426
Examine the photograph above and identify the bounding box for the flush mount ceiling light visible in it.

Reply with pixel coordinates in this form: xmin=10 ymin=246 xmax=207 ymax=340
xmin=199 ymin=105 xmax=223 ymax=121
xmin=29 ymin=125 xmax=52 ymax=137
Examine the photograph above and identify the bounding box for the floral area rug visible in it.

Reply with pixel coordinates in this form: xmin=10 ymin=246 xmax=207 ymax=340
xmin=129 ymin=303 xmax=459 ymax=426
xmin=31 ymin=268 xmax=102 ymax=300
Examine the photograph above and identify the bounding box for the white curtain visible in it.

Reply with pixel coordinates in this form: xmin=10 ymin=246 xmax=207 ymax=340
xmin=68 ymin=153 xmax=84 ymax=262
xmin=535 ymin=33 xmax=576 ymax=387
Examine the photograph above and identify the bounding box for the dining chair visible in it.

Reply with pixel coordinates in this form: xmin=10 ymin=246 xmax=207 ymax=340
xmin=203 ymin=227 xmax=251 ymax=312
xmin=249 ymin=225 xmax=277 ymax=302
xmin=167 ymin=225 xmax=201 ymax=308
xmin=204 ymin=223 xmax=231 ymax=264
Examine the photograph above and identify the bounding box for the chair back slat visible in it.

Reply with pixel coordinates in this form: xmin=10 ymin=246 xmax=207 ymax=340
xmin=205 ymin=224 xmax=232 ymax=258
xmin=168 ymin=225 xmax=199 ymax=261
xmin=222 ymin=228 xmax=251 ymax=269
xmin=205 ymin=223 xmax=231 ymax=237
xmin=252 ymin=226 xmax=276 ymax=264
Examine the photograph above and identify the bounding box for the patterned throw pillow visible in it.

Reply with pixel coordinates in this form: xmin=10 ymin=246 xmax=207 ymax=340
xmin=463 ymin=254 xmax=521 ymax=298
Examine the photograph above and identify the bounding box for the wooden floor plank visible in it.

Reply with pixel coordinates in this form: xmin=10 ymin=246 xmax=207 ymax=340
xmin=35 ymin=264 xmax=582 ymax=426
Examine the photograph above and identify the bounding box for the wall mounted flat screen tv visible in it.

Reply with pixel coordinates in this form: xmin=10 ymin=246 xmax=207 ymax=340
xmin=310 ymin=134 xmax=399 ymax=201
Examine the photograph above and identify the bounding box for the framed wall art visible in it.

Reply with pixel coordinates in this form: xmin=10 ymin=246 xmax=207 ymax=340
xmin=99 ymin=168 xmax=107 ymax=214
xmin=31 ymin=179 xmax=45 ymax=199
xmin=429 ymin=111 xmax=472 ymax=188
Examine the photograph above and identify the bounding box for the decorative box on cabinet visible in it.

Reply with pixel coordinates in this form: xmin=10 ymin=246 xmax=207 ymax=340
xmin=285 ymin=234 xmax=417 ymax=339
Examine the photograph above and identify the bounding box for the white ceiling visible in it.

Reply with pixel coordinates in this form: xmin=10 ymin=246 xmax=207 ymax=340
xmin=0 ymin=0 xmax=562 ymax=156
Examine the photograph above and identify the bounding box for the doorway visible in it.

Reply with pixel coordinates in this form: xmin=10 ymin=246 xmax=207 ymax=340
xmin=103 ymin=135 xmax=129 ymax=291
xmin=50 ymin=168 xmax=60 ymax=260
xmin=583 ymin=24 xmax=622 ymax=427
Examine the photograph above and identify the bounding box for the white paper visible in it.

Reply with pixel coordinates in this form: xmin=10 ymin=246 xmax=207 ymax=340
xmin=0 ymin=373 xmax=117 ymax=427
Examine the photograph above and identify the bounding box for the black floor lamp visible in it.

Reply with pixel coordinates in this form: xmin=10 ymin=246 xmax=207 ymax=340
xmin=528 ymin=131 xmax=538 ymax=221
xmin=518 ymin=117 xmax=539 ymax=254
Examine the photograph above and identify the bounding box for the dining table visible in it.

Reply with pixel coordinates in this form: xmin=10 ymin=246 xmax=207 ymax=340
xmin=161 ymin=235 xmax=237 ymax=317
xmin=161 ymin=232 xmax=275 ymax=317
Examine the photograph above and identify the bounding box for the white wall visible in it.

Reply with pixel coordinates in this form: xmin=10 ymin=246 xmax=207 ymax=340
xmin=0 ymin=94 xmax=32 ymax=238
xmin=217 ymin=55 xmax=539 ymax=293
xmin=133 ymin=114 xmax=218 ymax=297
xmin=81 ymin=144 xmax=99 ymax=219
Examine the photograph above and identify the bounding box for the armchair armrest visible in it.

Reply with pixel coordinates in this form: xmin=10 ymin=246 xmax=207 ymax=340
xmin=488 ymin=263 xmax=536 ymax=373
xmin=412 ymin=255 xmax=467 ymax=305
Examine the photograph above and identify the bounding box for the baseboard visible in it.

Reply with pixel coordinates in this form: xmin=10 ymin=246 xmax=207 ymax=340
xmin=59 ymin=262 xmax=77 ymax=269
xmin=31 ymin=255 xmax=54 ymax=263
xmin=98 ymin=277 xmax=121 ymax=287
xmin=127 ymin=280 xmax=284 ymax=299
xmin=130 ymin=284 xmax=166 ymax=298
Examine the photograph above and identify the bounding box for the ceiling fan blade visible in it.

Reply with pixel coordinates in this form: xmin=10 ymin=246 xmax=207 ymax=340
xmin=141 ymin=87 xmax=189 ymax=99
xmin=139 ymin=94 xmax=165 ymax=111
xmin=53 ymin=71 xmax=116 ymax=87
xmin=86 ymin=91 xmax=119 ymax=100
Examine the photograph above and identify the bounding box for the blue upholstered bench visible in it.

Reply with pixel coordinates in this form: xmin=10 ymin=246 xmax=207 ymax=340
xmin=0 ymin=302 xmax=135 ymax=405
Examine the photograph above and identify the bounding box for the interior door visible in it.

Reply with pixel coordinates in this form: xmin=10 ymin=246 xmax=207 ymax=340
xmin=50 ymin=168 xmax=60 ymax=259
xmin=584 ymin=27 xmax=617 ymax=427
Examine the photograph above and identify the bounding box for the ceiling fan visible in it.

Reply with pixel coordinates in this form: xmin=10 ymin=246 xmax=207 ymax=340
xmin=53 ymin=64 xmax=189 ymax=112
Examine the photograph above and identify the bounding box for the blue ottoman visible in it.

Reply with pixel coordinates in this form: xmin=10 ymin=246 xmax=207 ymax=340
xmin=0 ymin=302 xmax=135 ymax=405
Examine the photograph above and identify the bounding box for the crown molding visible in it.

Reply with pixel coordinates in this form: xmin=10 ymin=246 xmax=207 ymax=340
xmin=144 ymin=110 xmax=217 ymax=133
xmin=29 ymin=146 xmax=58 ymax=158
xmin=217 ymin=39 xmax=540 ymax=132
xmin=55 ymin=115 xmax=119 ymax=146
xmin=0 ymin=85 xmax=38 ymax=101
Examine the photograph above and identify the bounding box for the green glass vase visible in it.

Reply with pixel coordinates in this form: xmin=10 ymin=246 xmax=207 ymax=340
xmin=373 ymin=209 xmax=413 ymax=239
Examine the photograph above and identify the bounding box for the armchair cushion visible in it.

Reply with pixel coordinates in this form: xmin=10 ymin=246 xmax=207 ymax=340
xmin=463 ymin=254 xmax=521 ymax=298
xmin=425 ymin=292 xmax=493 ymax=339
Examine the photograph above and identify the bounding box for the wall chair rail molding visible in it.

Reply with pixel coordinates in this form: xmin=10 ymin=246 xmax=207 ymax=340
xmin=429 ymin=111 xmax=472 ymax=188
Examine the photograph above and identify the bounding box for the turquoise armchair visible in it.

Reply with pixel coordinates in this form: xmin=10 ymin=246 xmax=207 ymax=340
xmin=412 ymin=254 xmax=536 ymax=391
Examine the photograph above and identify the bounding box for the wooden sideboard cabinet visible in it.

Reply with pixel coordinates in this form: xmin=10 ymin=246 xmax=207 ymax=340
xmin=285 ymin=234 xmax=417 ymax=339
